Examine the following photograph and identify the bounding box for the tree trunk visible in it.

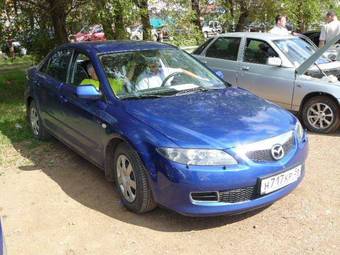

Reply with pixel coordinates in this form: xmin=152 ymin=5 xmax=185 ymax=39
xmin=47 ymin=0 xmax=68 ymax=44
xmin=191 ymin=0 xmax=202 ymax=31
xmin=139 ymin=0 xmax=152 ymax=40
xmin=102 ymin=20 xmax=114 ymax=40
xmin=113 ymin=1 xmax=127 ymax=39
xmin=94 ymin=0 xmax=114 ymax=40
xmin=235 ymin=1 xmax=249 ymax=32
xmin=133 ymin=0 xmax=151 ymax=40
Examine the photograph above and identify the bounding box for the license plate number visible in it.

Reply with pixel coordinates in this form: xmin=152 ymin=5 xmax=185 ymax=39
xmin=260 ymin=165 xmax=302 ymax=195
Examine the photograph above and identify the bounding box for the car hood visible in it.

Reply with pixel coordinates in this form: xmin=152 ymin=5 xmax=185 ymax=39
xmin=296 ymin=33 xmax=340 ymax=75
xmin=123 ymin=88 xmax=297 ymax=149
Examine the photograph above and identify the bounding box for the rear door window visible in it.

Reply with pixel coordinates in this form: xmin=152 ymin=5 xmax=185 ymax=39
xmin=205 ymin=37 xmax=241 ymax=61
xmin=44 ymin=49 xmax=73 ymax=82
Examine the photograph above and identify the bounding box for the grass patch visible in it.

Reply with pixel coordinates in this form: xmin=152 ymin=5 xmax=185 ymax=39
xmin=0 ymin=65 xmax=35 ymax=146
xmin=0 ymin=55 xmax=35 ymax=67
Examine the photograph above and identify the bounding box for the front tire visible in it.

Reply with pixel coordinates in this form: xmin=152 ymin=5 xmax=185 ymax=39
xmin=301 ymin=96 xmax=340 ymax=133
xmin=113 ymin=143 xmax=156 ymax=213
xmin=28 ymin=100 xmax=50 ymax=140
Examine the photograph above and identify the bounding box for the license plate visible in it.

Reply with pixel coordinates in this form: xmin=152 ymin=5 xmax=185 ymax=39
xmin=260 ymin=165 xmax=302 ymax=195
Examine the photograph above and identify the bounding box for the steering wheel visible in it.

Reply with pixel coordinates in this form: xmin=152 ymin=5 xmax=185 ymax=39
xmin=160 ymin=71 xmax=195 ymax=87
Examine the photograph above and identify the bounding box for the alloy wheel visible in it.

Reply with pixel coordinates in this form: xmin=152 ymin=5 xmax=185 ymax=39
xmin=307 ymin=102 xmax=334 ymax=130
xmin=116 ymin=154 xmax=137 ymax=203
xmin=30 ymin=105 xmax=40 ymax=136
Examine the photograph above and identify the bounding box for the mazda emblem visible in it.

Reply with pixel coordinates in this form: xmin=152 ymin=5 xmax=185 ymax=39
xmin=271 ymin=144 xmax=284 ymax=160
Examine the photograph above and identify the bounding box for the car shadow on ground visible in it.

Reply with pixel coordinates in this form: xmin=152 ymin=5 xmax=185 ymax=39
xmin=5 ymin=135 xmax=268 ymax=232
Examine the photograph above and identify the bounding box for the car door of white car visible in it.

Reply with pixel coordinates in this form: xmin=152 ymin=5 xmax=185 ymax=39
xmin=194 ymin=37 xmax=242 ymax=86
xmin=237 ymin=38 xmax=295 ymax=109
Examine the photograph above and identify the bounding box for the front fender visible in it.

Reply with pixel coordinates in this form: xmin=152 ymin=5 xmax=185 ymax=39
xmin=292 ymin=75 xmax=340 ymax=111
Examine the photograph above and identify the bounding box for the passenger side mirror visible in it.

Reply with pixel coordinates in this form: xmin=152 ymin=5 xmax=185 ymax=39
xmin=76 ymin=85 xmax=102 ymax=100
xmin=267 ymin=57 xmax=282 ymax=66
xmin=328 ymin=54 xmax=337 ymax=61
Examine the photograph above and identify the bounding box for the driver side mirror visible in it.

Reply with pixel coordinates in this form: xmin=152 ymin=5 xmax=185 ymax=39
xmin=76 ymin=85 xmax=102 ymax=100
xmin=267 ymin=57 xmax=282 ymax=66
xmin=214 ymin=70 xmax=224 ymax=79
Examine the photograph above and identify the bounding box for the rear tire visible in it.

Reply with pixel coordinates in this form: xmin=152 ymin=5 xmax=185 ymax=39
xmin=113 ymin=143 xmax=156 ymax=213
xmin=28 ymin=100 xmax=50 ymax=140
xmin=301 ymin=96 xmax=340 ymax=133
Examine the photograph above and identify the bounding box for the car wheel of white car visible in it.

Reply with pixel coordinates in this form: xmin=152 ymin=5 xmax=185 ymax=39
xmin=113 ymin=143 xmax=157 ymax=213
xmin=301 ymin=96 xmax=340 ymax=133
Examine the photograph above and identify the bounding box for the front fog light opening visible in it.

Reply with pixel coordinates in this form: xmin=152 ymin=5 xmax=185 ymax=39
xmin=190 ymin=191 xmax=219 ymax=202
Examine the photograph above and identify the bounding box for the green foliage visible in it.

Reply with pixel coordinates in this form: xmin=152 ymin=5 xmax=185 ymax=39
xmin=0 ymin=67 xmax=34 ymax=145
xmin=282 ymin=0 xmax=327 ymax=31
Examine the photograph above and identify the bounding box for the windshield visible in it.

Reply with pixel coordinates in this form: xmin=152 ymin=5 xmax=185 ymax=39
xmin=100 ymin=48 xmax=226 ymax=99
xmin=273 ymin=38 xmax=331 ymax=67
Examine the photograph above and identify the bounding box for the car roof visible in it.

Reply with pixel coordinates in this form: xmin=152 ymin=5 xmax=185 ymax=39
xmin=62 ymin=40 xmax=175 ymax=54
xmin=215 ymin=32 xmax=295 ymax=41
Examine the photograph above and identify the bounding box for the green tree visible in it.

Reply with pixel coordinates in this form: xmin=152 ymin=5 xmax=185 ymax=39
xmin=283 ymin=0 xmax=334 ymax=32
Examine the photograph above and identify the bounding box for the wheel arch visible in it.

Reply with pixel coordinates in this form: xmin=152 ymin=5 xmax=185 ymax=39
xmin=299 ymin=92 xmax=339 ymax=114
xmin=104 ymin=135 xmax=148 ymax=182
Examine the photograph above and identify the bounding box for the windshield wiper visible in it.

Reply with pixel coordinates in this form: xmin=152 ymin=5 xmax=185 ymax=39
xmin=120 ymin=94 xmax=168 ymax=100
xmin=173 ymin=87 xmax=209 ymax=96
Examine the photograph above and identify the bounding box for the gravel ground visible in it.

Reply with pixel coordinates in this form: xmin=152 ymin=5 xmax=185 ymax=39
xmin=0 ymin=133 xmax=339 ymax=255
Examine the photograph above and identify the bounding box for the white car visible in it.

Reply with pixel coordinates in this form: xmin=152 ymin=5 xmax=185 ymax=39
xmin=193 ymin=32 xmax=340 ymax=133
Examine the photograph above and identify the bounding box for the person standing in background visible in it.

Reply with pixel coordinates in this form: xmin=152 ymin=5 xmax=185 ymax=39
xmin=319 ymin=10 xmax=340 ymax=47
xmin=269 ymin=15 xmax=290 ymax=35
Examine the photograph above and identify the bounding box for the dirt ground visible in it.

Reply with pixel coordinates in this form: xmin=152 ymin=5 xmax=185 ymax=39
xmin=0 ymin=132 xmax=339 ymax=255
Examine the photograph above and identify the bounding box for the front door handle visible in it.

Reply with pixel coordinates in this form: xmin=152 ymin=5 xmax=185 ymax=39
xmin=59 ymin=95 xmax=68 ymax=103
xmin=241 ymin=66 xmax=250 ymax=71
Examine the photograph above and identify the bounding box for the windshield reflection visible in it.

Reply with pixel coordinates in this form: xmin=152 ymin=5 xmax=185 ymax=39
xmin=274 ymin=38 xmax=331 ymax=67
xmin=100 ymin=49 xmax=225 ymax=99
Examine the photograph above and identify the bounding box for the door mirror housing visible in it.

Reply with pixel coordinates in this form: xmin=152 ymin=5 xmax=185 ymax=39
xmin=267 ymin=57 xmax=282 ymax=66
xmin=214 ymin=70 xmax=224 ymax=79
xmin=76 ymin=85 xmax=102 ymax=100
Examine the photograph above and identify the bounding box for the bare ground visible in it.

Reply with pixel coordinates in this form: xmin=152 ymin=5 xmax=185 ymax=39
xmin=0 ymin=133 xmax=339 ymax=255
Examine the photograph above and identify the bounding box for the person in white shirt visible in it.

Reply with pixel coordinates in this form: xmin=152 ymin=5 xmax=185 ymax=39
xmin=319 ymin=10 xmax=340 ymax=48
xmin=135 ymin=57 xmax=201 ymax=91
xmin=269 ymin=15 xmax=290 ymax=35
xmin=135 ymin=57 xmax=166 ymax=90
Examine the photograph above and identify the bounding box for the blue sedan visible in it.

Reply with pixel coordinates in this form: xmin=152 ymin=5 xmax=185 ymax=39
xmin=25 ymin=41 xmax=308 ymax=216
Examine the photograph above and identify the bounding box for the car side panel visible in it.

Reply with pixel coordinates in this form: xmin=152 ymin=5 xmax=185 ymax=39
xmin=292 ymin=76 xmax=340 ymax=111
xmin=196 ymin=55 xmax=240 ymax=86
xmin=237 ymin=63 xmax=296 ymax=109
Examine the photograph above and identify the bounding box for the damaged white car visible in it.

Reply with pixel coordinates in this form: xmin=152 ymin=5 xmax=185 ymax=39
xmin=193 ymin=32 xmax=340 ymax=133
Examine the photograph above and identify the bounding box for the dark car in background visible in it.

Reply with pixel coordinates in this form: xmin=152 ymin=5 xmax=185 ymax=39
xmin=303 ymin=31 xmax=321 ymax=46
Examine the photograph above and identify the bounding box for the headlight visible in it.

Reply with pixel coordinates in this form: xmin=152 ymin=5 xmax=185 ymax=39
xmin=295 ymin=121 xmax=304 ymax=142
xmin=157 ymin=148 xmax=238 ymax=166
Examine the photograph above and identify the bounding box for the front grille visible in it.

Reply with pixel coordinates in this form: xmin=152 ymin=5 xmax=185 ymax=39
xmin=245 ymin=135 xmax=295 ymax=163
xmin=219 ymin=186 xmax=258 ymax=203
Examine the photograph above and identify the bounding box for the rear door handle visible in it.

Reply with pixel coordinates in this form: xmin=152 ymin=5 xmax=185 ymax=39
xmin=59 ymin=95 xmax=68 ymax=103
xmin=33 ymin=80 xmax=41 ymax=87
xmin=241 ymin=66 xmax=250 ymax=71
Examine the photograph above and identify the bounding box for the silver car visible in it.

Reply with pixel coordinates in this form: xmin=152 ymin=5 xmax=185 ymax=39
xmin=193 ymin=32 xmax=340 ymax=133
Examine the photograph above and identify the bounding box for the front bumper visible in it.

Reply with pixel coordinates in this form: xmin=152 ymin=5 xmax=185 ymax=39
xmin=149 ymin=136 xmax=308 ymax=217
